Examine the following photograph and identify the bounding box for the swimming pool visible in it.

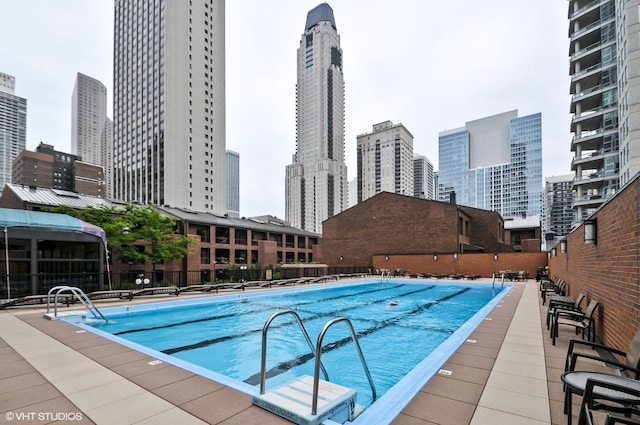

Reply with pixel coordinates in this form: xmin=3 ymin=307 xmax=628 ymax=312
xmin=65 ymin=279 xmax=510 ymax=424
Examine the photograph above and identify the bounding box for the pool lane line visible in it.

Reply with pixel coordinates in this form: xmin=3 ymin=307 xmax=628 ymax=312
xmin=112 ymin=283 xmax=404 ymax=336
xmin=242 ymin=287 xmax=471 ymax=385
xmin=159 ymin=285 xmax=437 ymax=355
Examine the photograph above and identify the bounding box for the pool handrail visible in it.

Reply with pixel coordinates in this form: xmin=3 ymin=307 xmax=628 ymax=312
xmin=312 ymin=316 xmax=377 ymax=416
xmin=259 ymin=309 xmax=329 ymax=395
xmin=46 ymin=286 xmax=106 ymax=321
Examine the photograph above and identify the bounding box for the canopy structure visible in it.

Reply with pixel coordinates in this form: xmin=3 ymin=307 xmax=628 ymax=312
xmin=0 ymin=208 xmax=106 ymax=243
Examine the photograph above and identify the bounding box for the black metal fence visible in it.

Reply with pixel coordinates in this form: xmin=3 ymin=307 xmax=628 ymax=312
xmin=0 ymin=266 xmax=372 ymax=299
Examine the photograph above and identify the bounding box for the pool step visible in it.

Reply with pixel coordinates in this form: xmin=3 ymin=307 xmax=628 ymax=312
xmin=252 ymin=375 xmax=358 ymax=425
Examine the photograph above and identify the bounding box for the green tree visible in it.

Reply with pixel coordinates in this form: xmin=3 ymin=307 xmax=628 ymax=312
xmin=47 ymin=204 xmax=194 ymax=269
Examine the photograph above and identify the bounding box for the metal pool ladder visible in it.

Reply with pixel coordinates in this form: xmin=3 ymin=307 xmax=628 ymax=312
xmin=254 ymin=310 xmax=377 ymax=425
xmin=258 ymin=309 xmax=329 ymax=394
xmin=46 ymin=286 xmax=107 ymax=321
xmin=312 ymin=316 xmax=377 ymax=415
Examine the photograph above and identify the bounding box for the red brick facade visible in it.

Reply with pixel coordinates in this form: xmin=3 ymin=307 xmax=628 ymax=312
xmin=319 ymin=192 xmax=513 ymax=268
xmin=549 ymin=176 xmax=640 ymax=351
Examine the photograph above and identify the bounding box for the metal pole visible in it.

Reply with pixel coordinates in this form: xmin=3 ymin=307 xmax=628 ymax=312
xmin=104 ymin=241 xmax=112 ymax=291
xmin=4 ymin=227 xmax=10 ymax=300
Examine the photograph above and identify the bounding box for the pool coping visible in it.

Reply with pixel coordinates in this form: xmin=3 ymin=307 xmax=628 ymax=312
xmin=0 ymin=278 xmax=553 ymax=425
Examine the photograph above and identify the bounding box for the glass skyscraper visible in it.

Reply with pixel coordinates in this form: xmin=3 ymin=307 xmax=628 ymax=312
xmin=438 ymin=110 xmax=542 ymax=219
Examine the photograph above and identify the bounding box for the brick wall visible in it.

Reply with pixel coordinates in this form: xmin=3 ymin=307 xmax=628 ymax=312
xmin=320 ymin=192 xmax=511 ymax=268
xmin=549 ymin=176 xmax=640 ymax=351
xmin=373 ymin=252 xmax=547 ymax=278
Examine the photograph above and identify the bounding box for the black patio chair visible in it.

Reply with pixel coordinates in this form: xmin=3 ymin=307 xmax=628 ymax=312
xmin=547 ymin=292 xmax=586 ymax=329
xmin=551 ymin=299 xmax=599 ymax=345
xmin=578 ymin=378 xmax=640 ymax=425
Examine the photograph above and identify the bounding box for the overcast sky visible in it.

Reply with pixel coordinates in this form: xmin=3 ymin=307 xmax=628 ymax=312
xmin=0 ymin=1 xmax=571 ymax=218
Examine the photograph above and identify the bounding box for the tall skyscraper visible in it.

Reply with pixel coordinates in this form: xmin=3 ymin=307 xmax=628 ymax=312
xmin=286 ymin=3 xmax=347 ymax=233
xmin=0 ymin=72 xmax=26 ymax=196
xmin=543 ymin=174 xmax=575 ymax=249
xmin=356 ymin=120 xmax=414 ymax=203
xmin=568 ymin=0 xmax=620 ymax=223
xmin=225 ymin=150 xmax=239 ymax=218
xmin=71 ymin=72 xmax=113 ymax=197
xmin=438 ymin=110 xmax=542 ymax=219
xmin=413 ymin=155 xmax=435 ymax=200
xmin=113 ymin=0 xmax=226 ymax=212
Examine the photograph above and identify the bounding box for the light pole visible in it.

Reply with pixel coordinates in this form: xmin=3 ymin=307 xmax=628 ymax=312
xmin=240 ymin=265 xmax=247 ymax=283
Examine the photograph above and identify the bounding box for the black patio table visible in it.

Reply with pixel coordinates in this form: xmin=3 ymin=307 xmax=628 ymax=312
xmin=561 ymin=371 xmax=640 ymax=425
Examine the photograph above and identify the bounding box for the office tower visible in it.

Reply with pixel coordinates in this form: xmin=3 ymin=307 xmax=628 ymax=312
xmin=438 ymin=110 xmax=542 ymax=219
xmin=113 ymin=0 xmax=226 ymax=212
xmin=12 ymin=142 xmax=105 ymax=197
xmin=413 ymin=154 xmax=435 ymax=199
xmin=0 ymin=72 xmax=26 ymax=195
xmin=72 ymin=72 xmax=113 ymax=197
xmin=543 ymin=174 xmax=575 ymax=248
xmin=225 ymin=150 xmax=239 ymax=218
xmin=356 ymin=121 xmax=414 ymax=203
xmin=285 ymin=3 xmax=347 ymax=233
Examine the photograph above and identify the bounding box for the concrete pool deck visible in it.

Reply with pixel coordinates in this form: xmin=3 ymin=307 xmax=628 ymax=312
xmin=0 ymin=279 xmax=586 ymax=424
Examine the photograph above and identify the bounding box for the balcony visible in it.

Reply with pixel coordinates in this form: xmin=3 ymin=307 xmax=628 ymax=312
xmin=570 ymin=105 xmax=616 ymax=132
xmin=571 ymin=150 xmax=602 ymax=168
xmin=572 ymin=171 xmax=618 ymax=191
xmin=571 ymin=127 xmax=617 ymax=151
xmin=570 ymin=62 xmax=615 ymax=94
xmin=569 ymin=0 xmax=600 ymax=22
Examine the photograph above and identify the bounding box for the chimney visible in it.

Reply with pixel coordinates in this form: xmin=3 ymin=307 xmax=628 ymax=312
xmin=449 ymin=191 xmax=456 ymax=205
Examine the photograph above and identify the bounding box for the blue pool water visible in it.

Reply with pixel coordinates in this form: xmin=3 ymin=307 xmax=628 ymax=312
xmin=66 ymin=280 xmax=509 ymax=423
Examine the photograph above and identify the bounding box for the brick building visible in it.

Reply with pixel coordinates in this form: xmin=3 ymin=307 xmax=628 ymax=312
xmin=157 ymin=206 xmax=320 ymax=279
xmin=0 ymin=186 xmax=320 ymax=286
xmin=319 ymin=192 xmax=513 ymax=268
xmin=11 ymin=142 xmax=105 ymax=197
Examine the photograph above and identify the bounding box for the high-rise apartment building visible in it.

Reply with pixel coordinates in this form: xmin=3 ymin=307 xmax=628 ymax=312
xmin=113 ymin=0 xmax=226 ymax=212
xmin=356 ymin=121 xmax=413 ymax=203
xmin=438 ymin=110 xmax=542 ymax=219
xmin=543 ymin=174 xmax=575 ymax=249
xmin=285 ymin=3 xmax=347 ymax=233
xmin=568 ymin=0 xmax=620 ymax=223
xmin=414 ymin=154 xmax=435 ymax=199
xmin=71 ymin=72 xmax=113 ymax=197
xmin=0 ymin=72 xmax=26 ymax=196
xmin=225 ymin=150 xmax=239 ymax=218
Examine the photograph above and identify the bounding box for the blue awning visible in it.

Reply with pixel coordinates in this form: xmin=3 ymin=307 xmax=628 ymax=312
xmin=0 ymin=208 xmax=106 ymax=244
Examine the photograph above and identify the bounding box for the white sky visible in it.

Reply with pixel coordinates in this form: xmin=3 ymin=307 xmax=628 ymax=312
xmin=0 ymin=0 xmax=572 ymax=218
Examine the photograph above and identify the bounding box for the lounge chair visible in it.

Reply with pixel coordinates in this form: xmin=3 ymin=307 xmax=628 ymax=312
xmin=551 ymin=299 xmax=599 ymax=345
xmin=129 ymin=286 xmax=180 ymax=299
xmin=565 ymin=329 xmax=640 ymax=378
xmin=88 ymin=290 xmax=134 ymax=300
xmin=0 ymin=294 xmax=74 ymax=309
xmin=578 ymin=378 xmax=640 ymax=425
xmin=541 ymin=279 xmax=567 ymax=304
xmin=546 ymin=292 xmax=586 ymax=329
xmin=177 ymin=284 xmax=218 ymax=294
xmin=562 ymin=330 xmax=640 ymax=425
